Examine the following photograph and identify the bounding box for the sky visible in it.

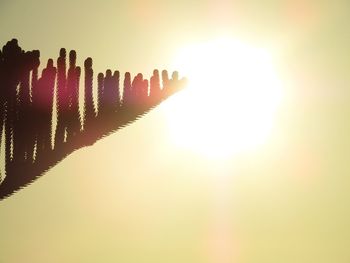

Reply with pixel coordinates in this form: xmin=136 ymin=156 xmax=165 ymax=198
xmin=1 ymin=0 xmax=350 ymax=262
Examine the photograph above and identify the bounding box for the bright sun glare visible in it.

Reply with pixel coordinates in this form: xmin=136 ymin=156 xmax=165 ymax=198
xmin=163 ymin=38 xmax=283 ymax=158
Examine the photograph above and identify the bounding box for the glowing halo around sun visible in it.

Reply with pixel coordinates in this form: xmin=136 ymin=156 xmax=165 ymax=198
xmin=162 ymin=38 xmax=284 ymax=158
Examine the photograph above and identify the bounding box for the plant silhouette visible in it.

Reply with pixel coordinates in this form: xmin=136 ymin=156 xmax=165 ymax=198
xmin=0 ymin=39 xmax=186 ymax=200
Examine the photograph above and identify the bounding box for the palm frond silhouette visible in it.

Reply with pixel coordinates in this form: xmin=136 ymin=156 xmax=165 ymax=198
xmin=0 ymin=39 xmax=186 ymax=200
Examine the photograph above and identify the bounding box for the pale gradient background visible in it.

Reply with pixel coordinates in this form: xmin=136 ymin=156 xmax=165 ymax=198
xmin=1 ymin=0 xmax=350 ymax=262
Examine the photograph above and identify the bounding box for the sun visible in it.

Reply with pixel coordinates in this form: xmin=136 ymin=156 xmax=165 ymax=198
xmin=162 ymin=38 xmax=283 ymax=158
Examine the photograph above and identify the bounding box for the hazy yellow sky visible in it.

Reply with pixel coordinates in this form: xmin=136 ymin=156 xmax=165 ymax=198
xmin=1 ymin=0 xmax=350 ymax=262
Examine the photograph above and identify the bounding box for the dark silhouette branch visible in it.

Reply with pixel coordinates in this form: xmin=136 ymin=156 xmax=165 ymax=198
xmin=0 ymin=39 xmax=186 ymax=200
